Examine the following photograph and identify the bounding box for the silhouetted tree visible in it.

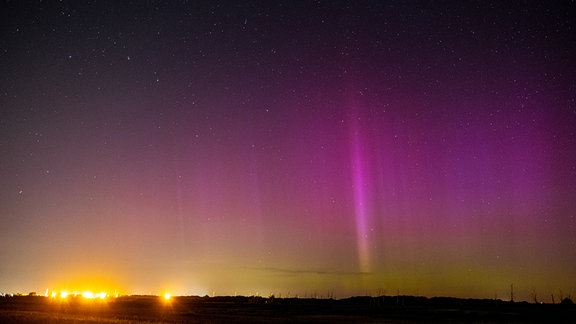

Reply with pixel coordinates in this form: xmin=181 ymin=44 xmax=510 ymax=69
xmin=561 ymin=297 xmax=573 ymax=305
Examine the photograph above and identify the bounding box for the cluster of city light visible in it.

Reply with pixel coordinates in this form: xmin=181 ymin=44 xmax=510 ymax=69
xmin=82 ymin=291 xmax=108 ymax=299
xmin=39 ymin=288 xmax=177 ymax=302
xmin=47 ymin=289 xmax=117 ymax=300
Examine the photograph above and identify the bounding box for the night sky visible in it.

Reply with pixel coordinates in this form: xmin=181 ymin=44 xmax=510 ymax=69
xmin=1 ymin=1 xmax=576 ymax=301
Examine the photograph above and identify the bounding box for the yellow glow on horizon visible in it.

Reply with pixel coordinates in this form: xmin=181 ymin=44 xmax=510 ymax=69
xmin=47 ymin=288 xmax=114 ymax=300
xmin=164 ymin=293 xmax=171 ymax=300
xmin=48 ymin=272 xmax=124 ymax=295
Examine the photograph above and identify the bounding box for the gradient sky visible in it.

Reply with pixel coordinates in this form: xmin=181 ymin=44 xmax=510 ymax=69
xmin=1 ymin=1 xmax=575 ymax=301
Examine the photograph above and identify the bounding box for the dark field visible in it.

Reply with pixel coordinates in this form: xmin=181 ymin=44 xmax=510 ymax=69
xmin=1 ymin=295 xmax=575 ymax=323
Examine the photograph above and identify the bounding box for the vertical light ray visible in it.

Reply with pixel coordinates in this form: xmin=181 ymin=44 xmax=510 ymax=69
xmin=173 ymin=152 xmax=186 ymax=251
xmin=350 ymin=119 xmax=371 ymax=273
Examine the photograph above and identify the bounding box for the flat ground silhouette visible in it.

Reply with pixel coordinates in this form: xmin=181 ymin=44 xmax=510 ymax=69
xmin=1 ymin=295 xmax=575 ymax=323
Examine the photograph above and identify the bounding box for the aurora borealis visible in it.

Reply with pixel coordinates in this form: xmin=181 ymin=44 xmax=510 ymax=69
xmin=1 ymin=1 xmax=575 ymax=301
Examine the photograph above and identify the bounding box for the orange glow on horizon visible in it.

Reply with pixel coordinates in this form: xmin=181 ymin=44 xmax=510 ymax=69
xmin=47 ymin=272 xmax=124 ymax=294
xmin=45 ymin=286 xmax=179 ymax=300
xmin=46 ymin=288 xmax=114 ymax=301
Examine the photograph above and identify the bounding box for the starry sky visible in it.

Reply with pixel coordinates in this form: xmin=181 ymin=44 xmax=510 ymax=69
xmin=1 ymin=1 xmax=576 ymax=301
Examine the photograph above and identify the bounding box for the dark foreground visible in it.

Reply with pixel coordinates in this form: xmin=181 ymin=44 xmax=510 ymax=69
xmin=1 ymin=295 xmax=575 ymax=323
